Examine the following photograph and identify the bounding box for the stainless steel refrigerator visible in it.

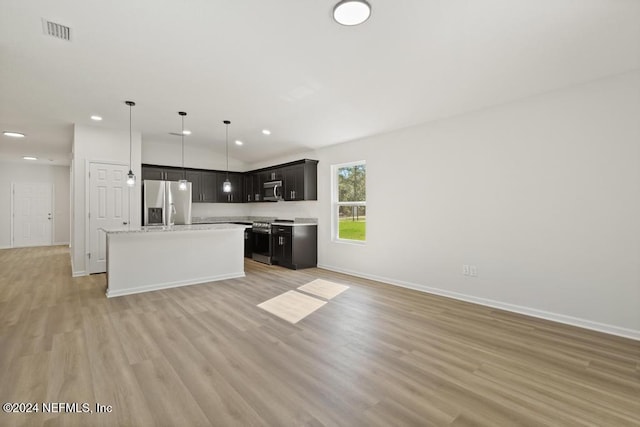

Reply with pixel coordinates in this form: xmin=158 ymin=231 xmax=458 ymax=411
xmin=143 ymin=180 xmax=192 ymax=226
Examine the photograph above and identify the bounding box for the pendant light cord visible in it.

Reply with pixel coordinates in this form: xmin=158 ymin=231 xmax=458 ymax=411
xmin=129 ymin=104 xmax=132 ymax=170
xmin=181 ymin=115 xmax=185 ymax=180
xmin=225 ymin=123 xmax=229 ymax=178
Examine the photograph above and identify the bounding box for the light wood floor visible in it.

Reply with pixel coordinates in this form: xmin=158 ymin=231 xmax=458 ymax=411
xmin=1 ymin=246 xmax=638 ymax=426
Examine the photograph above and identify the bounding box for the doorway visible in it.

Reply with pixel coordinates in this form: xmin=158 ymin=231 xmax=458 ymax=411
xmin=12 ymin=182 xmax=53 ymax=248
xmin=87 ymin=162 xmax=131 ymax=274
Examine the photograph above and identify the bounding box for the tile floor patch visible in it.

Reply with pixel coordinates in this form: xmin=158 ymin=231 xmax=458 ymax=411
xmin=297 ymin=279 xmax=349 ymax=300
xmin=257 ymin=290 xmax=327 ymax=324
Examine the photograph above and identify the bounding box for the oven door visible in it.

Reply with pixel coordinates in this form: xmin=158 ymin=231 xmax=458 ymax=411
xmin=263 ymin=181 xmax=282 ymax=201
xmin=252 ymin=229 xmax=273 ymax=264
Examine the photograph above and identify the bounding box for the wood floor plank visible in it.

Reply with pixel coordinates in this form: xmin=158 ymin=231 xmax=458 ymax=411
xmin=130 ymin=356 xmax=211 ymax=426
xmin=0 ymin=246 xmax=638 ymax=427
xmin=141 ymin=309 xmax=268 ymax=426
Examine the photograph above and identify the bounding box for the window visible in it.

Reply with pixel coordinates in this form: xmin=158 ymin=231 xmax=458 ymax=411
xmin=332 ymin=161 xmax=366 ymax=242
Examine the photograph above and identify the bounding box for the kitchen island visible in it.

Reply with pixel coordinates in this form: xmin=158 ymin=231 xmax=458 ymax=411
xmin=103 ymin=224 xmax=248 ymax=298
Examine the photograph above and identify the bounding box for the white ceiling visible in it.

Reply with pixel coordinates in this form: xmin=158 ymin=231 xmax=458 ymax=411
xmin=1 ymin=0 xmax=639 ymax=166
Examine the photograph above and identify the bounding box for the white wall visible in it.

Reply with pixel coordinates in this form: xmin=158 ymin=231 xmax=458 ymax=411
xmin=142 ymin=139 xmax=248 ymax=171
xmin=265 ymin=72 xmax=640 ymax=338
xmin=71 ymin=125 xmax=142 ymax=276
xmin=0 ymin=162 xmax=70 ymax=248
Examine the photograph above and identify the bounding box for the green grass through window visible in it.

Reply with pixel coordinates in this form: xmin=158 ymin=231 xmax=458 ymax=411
xmin=339 ymin=219 xmax=366 ymax=241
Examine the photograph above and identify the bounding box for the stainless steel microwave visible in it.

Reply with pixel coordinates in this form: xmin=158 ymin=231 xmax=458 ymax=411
xmin=263 ymin=180 xmax=282 ymax=201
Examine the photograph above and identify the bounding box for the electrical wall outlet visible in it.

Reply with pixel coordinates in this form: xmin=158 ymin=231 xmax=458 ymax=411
xmin=462 ymin=264 xmax=470 ymax=275
xmin=470 ymin=265 xmax=477 ymax=277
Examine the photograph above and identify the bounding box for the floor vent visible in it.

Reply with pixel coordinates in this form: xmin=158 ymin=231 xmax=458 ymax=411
xmin=42 ymin=19 xmax=71 ymax=41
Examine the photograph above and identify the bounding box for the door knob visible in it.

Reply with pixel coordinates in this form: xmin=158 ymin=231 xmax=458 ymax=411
xmin=123 ymin=221 xmax=128 ymax=225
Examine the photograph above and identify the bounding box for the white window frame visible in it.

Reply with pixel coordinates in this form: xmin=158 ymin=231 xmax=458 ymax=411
xmin=331 ymin=160 xmax=366 ymax=244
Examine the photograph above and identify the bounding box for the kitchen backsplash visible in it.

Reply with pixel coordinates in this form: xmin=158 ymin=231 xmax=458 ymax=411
xmin=192 ymin=200 xmax=319 ymax=222
xmin=248 ymin=200 xmax=319 ymax=220
xmin=191 ymin=203 xmax=249 ymax=218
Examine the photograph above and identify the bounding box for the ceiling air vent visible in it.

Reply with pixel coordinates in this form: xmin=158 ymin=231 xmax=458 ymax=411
xmin=42 ymin=19 xmax=71 ymax=41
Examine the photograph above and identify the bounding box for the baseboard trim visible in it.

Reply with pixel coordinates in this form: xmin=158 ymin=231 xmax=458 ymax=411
xmin=0 ymin=245 xmax=10 ymax=250
xmin=106 ymin=272 xmax=246 ymax=298
xmin=53 ymin=241 xmax=70 ymax=246
xmin=70 ymin=255 xmax=85 ymax=277
xmin=317 ymin=264 xmax=640 ymax=341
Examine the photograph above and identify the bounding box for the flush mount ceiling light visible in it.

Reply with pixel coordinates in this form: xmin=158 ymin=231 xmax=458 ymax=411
xmin=178 ymin=112 xmax=188 ymax=191
xmin=3 ymin=131 xmax=25 ymax=138
xmin=235 ymin=140 xmax=243 ymax=146
xmin=23 ymin=156 xmax=37 ymax=161
xmin=90 ymin=115 xmax=102 ymax=121
xmin=125 ymin=101 xmax=136 ymax=187
xmin=333 ymin=0 xmax=371 ymax=26
xmin=182 ymin=130 xmax=191 ymax=135
xmin=262 ymin=129 xmax=271 ymax=135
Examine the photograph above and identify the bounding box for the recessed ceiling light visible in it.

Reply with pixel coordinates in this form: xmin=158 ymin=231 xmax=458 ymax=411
xmin=333 ymin=0 xmax=371 ymax=26
xmin=90 ymin=115 xmax=103 ymax=121
xmin=182 ymin=130 xmax=191 ymax=135
xmin=262 ymin=129 xmax=271 ymax=135
xmin=3 ymin=131 xmax=25 ymax=138
xmin=23 ymin=156 xmax=38 ymax=161
xmin=235 ymin=140 xmax=243 ymax=146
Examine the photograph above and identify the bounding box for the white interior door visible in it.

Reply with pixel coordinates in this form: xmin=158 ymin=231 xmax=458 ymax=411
xmin=12 ymin=183 xmax=53 ymax=247
xmin=89 ymin=162 xmax=130 ymax=274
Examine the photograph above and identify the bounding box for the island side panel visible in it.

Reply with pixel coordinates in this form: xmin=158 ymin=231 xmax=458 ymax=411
xmin=106 ymin=228 xmax=244 ymax=297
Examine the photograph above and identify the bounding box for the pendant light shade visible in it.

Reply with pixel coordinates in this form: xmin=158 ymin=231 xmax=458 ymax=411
xmin=178 ymin=111 xmax=188 ymax=191
xmin=125 ymin=101 xmax=136 ymax=187
xmin=333 ymin=0 xmax=371 ymax=26
xmin=223 ymin=120 xmax=231 ymax=193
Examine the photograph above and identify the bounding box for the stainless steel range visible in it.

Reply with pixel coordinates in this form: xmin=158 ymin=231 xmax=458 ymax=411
xmin=251 ymin=221 xmax=274 ymax=264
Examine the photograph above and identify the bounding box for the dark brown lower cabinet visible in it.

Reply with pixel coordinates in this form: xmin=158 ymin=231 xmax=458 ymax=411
xmin=243 ymin=227 xmax=253 ymax=258
xmin=271 ymin=225 xmax=317 ymax=269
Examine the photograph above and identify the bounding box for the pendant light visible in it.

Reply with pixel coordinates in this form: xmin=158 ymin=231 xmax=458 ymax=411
xmin=222 ymin=120 xmax=231 ymax=193
xmin=333 ymin=0 xmax=371 ymax=26
xmin=178 ymin=111 xmax=188 ymax=191
xmin=125 ymin=101 xmax=136 ymax=187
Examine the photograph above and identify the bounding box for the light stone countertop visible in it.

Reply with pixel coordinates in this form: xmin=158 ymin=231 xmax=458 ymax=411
xmin=271 ymin=222 xmax=318 ymax=227
xmin=192 ymin=216 xmax=317 ymax=226
xmin=101 ymin=223 xmax=250 ymax=234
